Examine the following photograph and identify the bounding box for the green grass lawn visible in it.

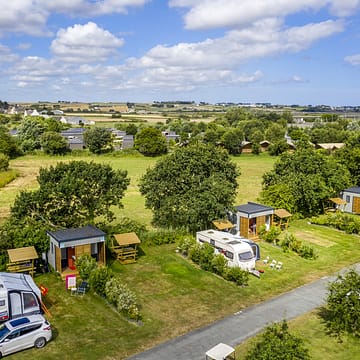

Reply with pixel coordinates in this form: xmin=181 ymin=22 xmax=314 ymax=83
xmin=1 ymin=152 xmax=359 ymax=359
xmin=235 ymin=310 xmax=360 ymax=360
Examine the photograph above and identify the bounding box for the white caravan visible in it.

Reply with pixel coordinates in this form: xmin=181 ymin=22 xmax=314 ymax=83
xmin=196 ymin=230 xmax=256 ymax=271
xmin=0 ymin=273 xmax=42 ymax=322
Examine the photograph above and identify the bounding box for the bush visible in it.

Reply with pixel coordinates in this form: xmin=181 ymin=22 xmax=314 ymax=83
xmin=105 ymin=276 xmax=141 ymax=320
xmin=89 ymin=266 xmax=113 ymax=297
xmin=188 ymin=243 xmax=202 ymax=264
xmin=0 ymin=153 xmax=9 ymax=171
xmin=75 ymin=254 xmax=98 ymax=280
xmin=299 ymin=244 xmax=318 ymax=260
xmin=0 ymin=169 xmax=18 ymax=188
xmin=280 ymin=233 xmax=317 ymax=260
xmin=211 ymin=254 xmax=227 ymax=276
xmin=177 ymin=237 xmax=195 ymax=256
xmin=141 ymin=229 xmax=188 ymax=246
xmin=325 ymin=269 xmax=360 ymax=338
xmin=224 ymin=266 xmax=249 ymax=286
xmin=199 ymin=242 xmax=215 ymax=271
xmin=259 ymin=225 xmax=281 ymax=245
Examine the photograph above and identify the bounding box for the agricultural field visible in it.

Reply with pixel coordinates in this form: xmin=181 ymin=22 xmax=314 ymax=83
xmin=0 ymin=152 xmax=359 ymax=359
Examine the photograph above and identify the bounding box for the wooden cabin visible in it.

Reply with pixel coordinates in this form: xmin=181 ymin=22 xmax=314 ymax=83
xmin=232 ymin=202 xmax=274 ymax=240
xmin=241 ymin=141 xmax=252 ymax=153
xmin=6 ymin=246 xmax=38 ymax=277
xmin=111 ymin=232 xmax=141 ymax=264
xmin=260 ymin=140 xmax=271 ymax=152
xmin=46 ymin=225 xmax=106 ymax=278
xmin=340 ymin=187 xmax=360 ymax=214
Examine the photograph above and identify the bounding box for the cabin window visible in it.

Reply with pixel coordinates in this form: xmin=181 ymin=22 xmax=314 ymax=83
xmin=22 ymin=292 xmax=38 ymax=313
xmin=50 ymin=242 xmax=54 ymax=254
xmin=225 ymin=251 xmax=234 ymax=260
xmin=346 ymin=195 xmax=350 ymax=203
xmin=91 ymin=243 xmax=98 ymax=255
xmin=238 ymin=251 xmax=254 ymax=261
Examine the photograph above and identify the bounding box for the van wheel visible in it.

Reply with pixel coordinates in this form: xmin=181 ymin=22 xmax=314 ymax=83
xmin=34 ymin=337 xmax=46 ymax=348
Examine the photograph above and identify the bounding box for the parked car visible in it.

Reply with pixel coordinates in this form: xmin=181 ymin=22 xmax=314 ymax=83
xmin=0 ymin=315 xmax=52 ymax=357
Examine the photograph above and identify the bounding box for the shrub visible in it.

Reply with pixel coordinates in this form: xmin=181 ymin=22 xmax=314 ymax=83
xmin=89 ymin=266 xmax=113 ymax=297
xmin=224 ymin=266 xmax=249 ymax=286
xmin=211 ymin=254 xmax=227 ymax=276
xmin=299 ymin=244 xmax=318 ymax=260
xmin=105 ymin=276 xmax=140 ymax=320
xmin=141 ymin=229 xmax=187 ymax=246
xmin=0 ymin=169 xmax=18 ymax=188
xmin=198 ymin=242 xmax=215 ymax=271
xmin=325 ymin=269 xmax=360 ymax=338
xmin=188 ymin=243 xmax=202 ymax=264
xmin=75 ymin=254 xmax=98 ymax=280
xmin=259 ymin=225 xmax=281 ymax=244
xmin=0 ymin=153 xmax=9 ymax=171
xmin=177 ymin=237 xmax=195 ymax=256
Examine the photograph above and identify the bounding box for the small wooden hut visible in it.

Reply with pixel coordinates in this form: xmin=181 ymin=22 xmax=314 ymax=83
xmin=111 ymin=232 xmax=141 ymax=264
xmin=274 ymin=209 xmax=292 ymax=230
xmin=7 ymin=246 xmax=38 ymax=277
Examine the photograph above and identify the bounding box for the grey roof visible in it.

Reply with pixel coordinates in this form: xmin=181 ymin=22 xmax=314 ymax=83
xmin=47 ymin=225 xmax=106 ymax=243
xmin=343 ymin=186 xmax=360 ymax=194
xmin=235 ymin=202 xmax=274 ymax=215
xmin=61 ymin=127 xmax=85 ymax=135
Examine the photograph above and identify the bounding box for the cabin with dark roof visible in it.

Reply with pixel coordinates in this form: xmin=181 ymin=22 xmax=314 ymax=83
xmin=231 ymin=202 xmax=274 ymax=240
xmin=46 ymin=225 xmax=106 ymax=278
xmin=340 ymin=187 xmax=360 ymax=214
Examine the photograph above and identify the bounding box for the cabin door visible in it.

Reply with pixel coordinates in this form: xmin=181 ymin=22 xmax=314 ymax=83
xmin=353 ymin=197 xmax=360 ymax=214
xmin=67 ymin=247 xmax=76 ymax=269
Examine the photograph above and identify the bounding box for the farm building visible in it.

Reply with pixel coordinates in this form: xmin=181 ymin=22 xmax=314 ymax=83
xmin=47 ymin=225 xmax=106 ymax=278
xmin=230 ymin=202 xmax=274 ymax=240
xmin=340 ymin=187 xmax=360 ymax=214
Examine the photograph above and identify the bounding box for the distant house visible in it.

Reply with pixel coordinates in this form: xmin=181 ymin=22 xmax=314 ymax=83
xmin=241 ymin=141 xmax=252 ymax=153
xmin=340 ymin=187 xmax=360 ymax=214
xmin=122 ymin=135 xmax=134 ymax=149
xmin=60 ymin=116 xmax=94 ymax=126
xmin=46 ymin=225 xmax=106 ymax=278
xmin=229 ymin=202 xmax=274 ymax=240
xmin=60 ymin=127 xmax=85 ymax=150
xmin=315 ymin=143 xmax=344 ymax=152
xmin=260 ymin=140 xmax=271 ymax=152
xmin=162 ymin=131 xmax=180 ymax=143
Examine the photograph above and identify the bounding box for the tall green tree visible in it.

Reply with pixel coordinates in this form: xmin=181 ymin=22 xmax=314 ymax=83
xmin=10 ymin=161 xmax=130 ymax=228
xmin=0 ymin=126 xmax=20 ymax=157
xmin=134 ymin=127 xmax=167 ymax=156
xmin=244 ymin=320 xmax=310 ymax=360
xmin=139 ymin=144 xmax=239 ymax=232
xmin=261 ymin=146 xmax=351 ymax=216
xmin=40 ymin=131 xmax=68 ymax=155
xmin=84 ymin=127 xmax=113 ymax=154
xmin=17 ymin=118 xmax=46 ymax=152
xmin=221 ymin=128 xmax=244 ymax=155
xmin=324 ymin=269 xmax=360 ymax=338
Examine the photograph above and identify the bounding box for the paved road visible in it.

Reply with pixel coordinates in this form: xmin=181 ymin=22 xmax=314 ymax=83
xmin=128 ymin=263 xmax=359 ymax=360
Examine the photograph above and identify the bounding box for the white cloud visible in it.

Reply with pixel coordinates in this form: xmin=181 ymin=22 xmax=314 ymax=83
xmin=50 ymin=22 xmax=124 ymax=63
xmin=0 ymin=44 xmax=18 ymax=63
xmin=41 ymin=0 xmax=149 ymax=16
xmin=169 ymin=0 xmax=358 ymax=30
xmin=17 ymin=43 xmax=32 ymax=50
xmin=0 ymin=1 xmax=149 ymax=37
xmin=344 ymin=54 xmax=360 ymax=65
xmin=0 ymin=1 xmax=50 ymax=36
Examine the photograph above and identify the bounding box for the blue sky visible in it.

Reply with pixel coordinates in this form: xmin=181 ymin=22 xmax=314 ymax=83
xmin=0 ymin=0 xmax=360 ymax=105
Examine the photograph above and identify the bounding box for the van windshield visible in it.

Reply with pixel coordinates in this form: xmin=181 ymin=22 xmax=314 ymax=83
xmin=238 ymin=251 xmax=254 ymax=261
xmin=0 ymin=324 xmax=10 ymax=340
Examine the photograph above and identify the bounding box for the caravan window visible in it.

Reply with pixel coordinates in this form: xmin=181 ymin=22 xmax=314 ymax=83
xmin=238 ymin=251 xmax=254 ymax=261
xmin=22 ymin=293 xmax=38 ymax=313
xmin=225 ymin=251 xmax=234 ymax=260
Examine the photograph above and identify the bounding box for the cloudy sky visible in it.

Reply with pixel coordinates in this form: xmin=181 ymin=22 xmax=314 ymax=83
xmin=0 ymin=0 xmax=359 ymax=105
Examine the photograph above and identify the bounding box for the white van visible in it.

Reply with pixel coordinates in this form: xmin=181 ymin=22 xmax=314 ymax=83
xmin=196 ymin=230 xmax=256 ymax=271
xmin=0 ymin=273 xmax=42 ymax=322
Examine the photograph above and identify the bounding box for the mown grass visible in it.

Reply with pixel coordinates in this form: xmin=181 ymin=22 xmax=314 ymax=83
xmin=1 ymin=152 xmax=359 ymax=359
xmin=235 ymin=311 xmax=360 ymax=360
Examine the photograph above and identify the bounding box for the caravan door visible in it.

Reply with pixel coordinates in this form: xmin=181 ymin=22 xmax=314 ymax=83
xmin=9 ymin=293 xmax=22 ymax=318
